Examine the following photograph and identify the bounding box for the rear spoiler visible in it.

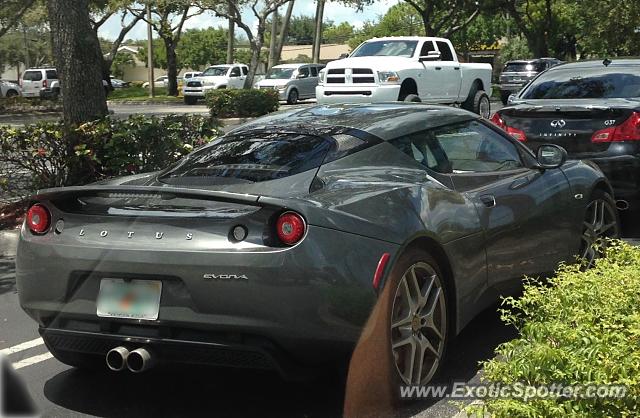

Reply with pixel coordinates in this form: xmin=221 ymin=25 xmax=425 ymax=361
xmin=33 ymin=185 xmax=263 ymax=206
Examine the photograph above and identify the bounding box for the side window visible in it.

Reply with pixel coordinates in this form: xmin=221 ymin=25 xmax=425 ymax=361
xmin=298 ymin=67 xmax=310 ymax=78
xmin=230 ymin=67 xmax=241 ymax=77
xmin=241 ymin=67 xmax=248 ymax=76
xmin=419 ymin=41 xmax=436 ymax=57
xmin=23 ymin=71 xmax=43 ymax=81
xmin=390 ymin=121 xmax=524 ymax=173
xmin=310 ymin=66 xmax=318 ymax=77
xmin=435 ymin=41 xmax=454 ymax=62
xmin=46 ymin=70 xmax=58 ymax=79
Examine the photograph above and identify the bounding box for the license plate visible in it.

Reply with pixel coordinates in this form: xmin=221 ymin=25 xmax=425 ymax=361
xmin=97 ymin=279 xmax=162 ymax=320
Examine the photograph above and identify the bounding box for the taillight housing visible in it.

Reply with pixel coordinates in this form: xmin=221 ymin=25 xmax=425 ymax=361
xmin=276 ymin=211 xmax=306 ymax=246
xmin=490 ymin=112 xmax=527 ymax=142
xmin=42 ymin=79 xmax=47 ymax=89
xmin=26 ymin=204 xmax=51 ymax=234
xmin=592 ymin=112 xmax=640 ymax=143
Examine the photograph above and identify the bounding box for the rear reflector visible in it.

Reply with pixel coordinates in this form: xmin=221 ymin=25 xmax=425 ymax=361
xmin=592 ymin=112 xmax=640 ymax=143
xmin=490 ymin=113 xmax=527 ymax=141
xmin=26 ymin=204 xmax=51 ymax=234
xmin=372 ymin=253 xmax=391 ymax=290
xmin=276 ymin=211 xmax=306 ymax=245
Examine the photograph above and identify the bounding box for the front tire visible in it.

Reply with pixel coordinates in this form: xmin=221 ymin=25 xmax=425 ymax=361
xmin=287 ymin=89 xmax=299 ymax=105
xmin=184 ymin=96 xmax=197 ymax=105
xmin=462 ymin=88 xmax=490 ymax=118
xmin=386 ymin=249 xmax=449 ymax=386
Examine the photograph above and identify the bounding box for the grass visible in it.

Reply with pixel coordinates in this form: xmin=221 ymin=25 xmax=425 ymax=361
xmin=107 ymin=86 xmax=183 ymax=102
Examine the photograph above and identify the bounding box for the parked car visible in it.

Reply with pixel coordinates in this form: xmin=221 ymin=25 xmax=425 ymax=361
xmin=182 ymin=64 xmax=248 ymax=105
xmin=20 ymin=68 xmax=60 ymax=99
xmin=142 ymin=76 xmax=169 ymax=89
xmin=0 ymin=79 xmax=21 ymax=97
xmin=109 ymin=77 xmax=130 ymax=89
xmin=254 ymin=63 xmax=325 ymax=104
xmin=491 ymin=58 xmax=640 ymax=211
xmin=498 ymin=58 xmax=563 ymax=104
xmin=316 ymin=36 xmax=493 ymax=117
xmin=17 ymin=103 xmax=617 ymax=387
xmin=182 ymin=71 xmax=201 ymax=81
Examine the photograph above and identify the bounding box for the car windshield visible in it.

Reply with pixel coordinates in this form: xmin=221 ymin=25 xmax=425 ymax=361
xmin=266 ymin=68 xmax=295 ymax=79
xmin=159 ymin=132 xmax=334 ymax=184
xmin=201 ymin=67 xmax=229 ymax=77
xmin=520 ymin=66 xmax=640 ymax=99
xmin=351 ymin=40 xmax=418 ymax=58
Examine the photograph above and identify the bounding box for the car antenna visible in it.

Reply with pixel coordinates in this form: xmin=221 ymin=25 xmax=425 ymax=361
xmin=603 ymin=58 xmax=612 ymax=67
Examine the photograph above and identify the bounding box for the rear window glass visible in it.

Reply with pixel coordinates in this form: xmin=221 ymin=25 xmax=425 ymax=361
xmin=46 ymin=70 xmax=58 ymax=79
xmin=159 ymin=132 xmax=366 ymax=185
xmin=23 ymin=71 xmax=42 ymax=81
xmin=521 ymin=66 xmax=640 ymax=99
xmin=504 ymin=62 xmax=544 ymax=73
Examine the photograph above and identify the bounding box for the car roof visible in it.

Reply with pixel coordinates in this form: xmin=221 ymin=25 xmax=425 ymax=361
xmin=273 ymin=63 xmax=311 ymax=69
xmin=548 ymin=58 xmax=640 ymax=71
xmin=367 ymin=36 xmax=450 ymax=43
xmin=230 ymin=103 xmax=478 ymax=141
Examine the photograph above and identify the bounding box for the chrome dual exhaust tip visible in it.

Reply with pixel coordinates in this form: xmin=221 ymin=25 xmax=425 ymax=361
xmin=106 ymin=346 xmax=129 ymax=371
xmin=125 ymin=347 xmax=155 ymax=373
xmin=106 ymin=346 xmax=155 ymax=373
xmin=616 ymin=200 xmax=630 ymax=211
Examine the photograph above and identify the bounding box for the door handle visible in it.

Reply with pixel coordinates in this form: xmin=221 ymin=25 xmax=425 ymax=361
xmin=435 ymin=67 xmax=442 ymax=70
xmin=454 ymin=67 xmax=460 ymax=70
xmin=480 ymin=195 xmax=496 ymax=208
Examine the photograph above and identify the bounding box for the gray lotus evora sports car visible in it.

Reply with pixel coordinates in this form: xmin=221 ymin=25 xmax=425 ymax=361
xmin=17 ymin=103 xmax=618 ymax=385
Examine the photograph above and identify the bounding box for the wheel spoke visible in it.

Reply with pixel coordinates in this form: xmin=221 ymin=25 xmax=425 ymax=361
xmin=400 ymin=277 xmax=417 ymax=314
xmin=392 ymin=313 xmax=412 ymax=331
xmin=392 ymin=335 xmax=413 ymax=350
xmin=407 ymin=267 xmax=425 ymax=309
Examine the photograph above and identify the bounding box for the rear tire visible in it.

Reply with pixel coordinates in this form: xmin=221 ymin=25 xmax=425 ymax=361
xmin=51 ymin=88 xmax=61 ymax=101
xmin=580 ymin=189 xmax=620 ymax=268
xmin=287 ymin=89 xmax=299 ymax=105
xmin=462 ymin=88 xmax=490 ymax=118
xmin=5 ymin=89 xmax=18 ymax=98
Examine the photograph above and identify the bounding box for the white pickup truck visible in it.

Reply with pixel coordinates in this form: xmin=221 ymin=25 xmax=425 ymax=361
xmin=183 ymin=64 xmax=248 ymax=105
xmin=316 ymin=37 xmax=493 ymax=117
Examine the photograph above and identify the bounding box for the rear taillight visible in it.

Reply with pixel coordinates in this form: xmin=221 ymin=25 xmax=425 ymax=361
xmin=490 ymin=112 xmax=527 ymax=142
xmin=42 ymin=79 xmax=47 ymax=89
xmin=592 ymin=112 xmax=640 ymax=143
xmin=276 ymin=211 xmax=306 ymax=245
xmin=26 ymin=204 xmax=51 ymax=234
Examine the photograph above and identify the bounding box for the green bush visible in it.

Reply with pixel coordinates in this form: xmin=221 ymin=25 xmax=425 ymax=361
xmin=205 ymin=88 xmax=279 ymax=118
xmin=470 ymin=241 xmax=640 ymax=417
xmin=0 ymin=114 xmax=220 ymax=203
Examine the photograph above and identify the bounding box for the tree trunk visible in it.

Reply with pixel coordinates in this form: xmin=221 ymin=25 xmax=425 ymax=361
xmin=312 ymin=0 xmax=325 ymax=63
xmin=420 ymin=12 xmax=435 ymax=37
xmin=244 ymin=26 xmax=265 ymax=89
xmin=275 ymin=0 xmax=295 ymax=64
xmin=164 ymin=38 xmax=179 ymax=96
xmin=268 ymin=8 xmax=278 ymax=69
xmin=47 ymin=0 xmax=108 ymax=125
xmin=226 ymin=13 xmax=235 ymax=64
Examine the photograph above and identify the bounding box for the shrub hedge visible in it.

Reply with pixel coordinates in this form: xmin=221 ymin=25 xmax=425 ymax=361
xmin=469 ymin=240 xmax=640 ymax=417
xmin=205 ymin=88 xmax=279 ymax=118
xmin=0 ymin=114 xmax=220 ymax=203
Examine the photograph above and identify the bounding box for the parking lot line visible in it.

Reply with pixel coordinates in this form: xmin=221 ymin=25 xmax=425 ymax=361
xmin=12 ymin=352 xmax=54 ymax=370
xmin=0 ymin=337 xmax=44 ymax=356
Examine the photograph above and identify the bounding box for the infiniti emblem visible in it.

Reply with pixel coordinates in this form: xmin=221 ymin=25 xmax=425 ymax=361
xmin=550 ymin=119 xmax=566 ymax=128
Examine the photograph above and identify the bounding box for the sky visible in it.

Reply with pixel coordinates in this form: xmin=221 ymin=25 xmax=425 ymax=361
xmin=98 ymin=0 xmax=400 ymax=41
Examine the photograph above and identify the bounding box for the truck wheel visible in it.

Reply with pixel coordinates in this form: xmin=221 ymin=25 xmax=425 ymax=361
xmin=287 ymin=89 xmax=299 ymax=105
xmin=403 ymin=94 xmax=422 ymax=103
xmin=462 ymin=89 xmax=490 ymax=118
xmin=500 ymin=91 xmax=511 ymax=105
xmin=184 ymin=96 xmax=197 ymax=105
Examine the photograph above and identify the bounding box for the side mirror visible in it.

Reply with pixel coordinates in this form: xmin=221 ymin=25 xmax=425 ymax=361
xmin=419 ymin=51 xmax=441 ymax=62
xmin=297 ymin=73 xmax=308 ymax=79
xmin=537 ymin=144 xmax=567 ymax=169
xmin=507 ymin=94 xmax=517 ymax=105
xmin=339 ymin=53 xmax=349 ymax=59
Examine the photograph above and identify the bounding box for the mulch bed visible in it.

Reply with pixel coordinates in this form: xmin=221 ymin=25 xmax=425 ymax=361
xmin=0 ymin=201 xmax=27 ymax=230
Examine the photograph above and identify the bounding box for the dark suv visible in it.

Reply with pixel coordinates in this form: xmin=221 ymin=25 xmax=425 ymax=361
xmin=498 ymin=58 xmax=563 ymax=104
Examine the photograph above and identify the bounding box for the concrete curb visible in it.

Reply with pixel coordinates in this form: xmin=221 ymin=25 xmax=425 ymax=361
xmin=107 ymin=100 xmax=184 ymax=106
xmin=0 ymin=229 xmax=18 ymax=258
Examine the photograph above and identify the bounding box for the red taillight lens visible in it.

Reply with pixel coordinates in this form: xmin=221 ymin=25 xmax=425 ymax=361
xmin=490 ymin=112 xmax=506 ymax=129
xmin=276 ymin=212 xmax=306 ymax=245
xmin=592 ymin=112 xmax=640 ymax=143
xmin=42 ymin=79 xmax=47 ymax=89
xmin=490 ymin=112 xmax=527 ymax=141
xmin=26 ymin=204 xmax=51 ymax=234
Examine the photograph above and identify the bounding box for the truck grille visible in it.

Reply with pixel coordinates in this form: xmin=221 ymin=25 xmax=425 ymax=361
xmin=187 ymin=81 xmax=202 ymax=87
xmin=326 ymin=68 xmax=375 ymax=84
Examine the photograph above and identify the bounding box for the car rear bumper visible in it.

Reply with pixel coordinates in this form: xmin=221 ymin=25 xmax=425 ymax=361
xmin=316 ymin=85 xmax=400 ymax=104
xmin=499 ymin=83 xmax=526 ymax=93
xmin=17 ymin=224 xmax=397 ymax=374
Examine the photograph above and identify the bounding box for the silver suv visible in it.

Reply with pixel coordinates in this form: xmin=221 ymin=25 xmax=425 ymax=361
xmin=254 ymin=63 xmax=324 ymax=104
xmin=21 ymin=68 xmax=60 ymax=99
xmin=498 ymin=58 xmax=562 ymax=104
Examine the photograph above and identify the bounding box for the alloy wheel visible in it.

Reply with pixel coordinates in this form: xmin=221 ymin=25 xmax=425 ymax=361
xmin=390 ymin=262 xmax=446 ymax=385
xmin=479 ymin=96 xmax=491 ymax=119
xmin=581 ymin=198 xmax=619 ymax=268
